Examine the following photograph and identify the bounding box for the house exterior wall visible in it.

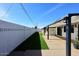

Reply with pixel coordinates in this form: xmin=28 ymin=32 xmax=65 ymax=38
xmin=45 ymin=28 xmax=48 ymax=36
xmin=74 ymin=24 xmax=78 ymax=41
xmin=71 ymin=16 xmax=79 ymax=24
xmin=41 ymin=29 xmax=44 ymax=33
xmin=62 ymin=26 xmax=75 ymax=40
xmin=60 ymin=16 xmax=79 ymax=40
xmin=49 ymin=27 xmax=57 ymax=36
xmin=0 ymin=20 xmax=37 ymax=56
xmin=49 ymin=20 xmax=66 ymax=27
xmin=48 ymin=15 xmax=79 ymax=40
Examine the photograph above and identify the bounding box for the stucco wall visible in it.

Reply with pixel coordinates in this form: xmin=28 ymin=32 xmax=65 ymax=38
xmin=71 ymin=16 xmax=79 ymax=24
xmin=0 ymin=20 xmax=37 ymax=56
xmin=49 ymin=15 xmax=79 ymax=40
xmin=49 ymin=27 xmax=57 ymax=35
xmin=62 ymin=26 xmax=76 ymax=40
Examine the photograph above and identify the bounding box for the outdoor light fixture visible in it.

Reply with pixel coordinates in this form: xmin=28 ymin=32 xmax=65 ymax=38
xmin=63 ymin=20 xmax=66 ymax=23
xmin=63 ymin=17 xmax=68 ymax=23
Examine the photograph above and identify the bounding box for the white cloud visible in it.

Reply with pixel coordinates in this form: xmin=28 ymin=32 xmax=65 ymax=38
xmin=36 ymin=4 xmax=65 ymax=20
xmin=0 ymin=9 xmax=6 ymax=17
xmin=0 ymin=11 xmax=9 ymax=18
xmin=0 ymin=7 xmax=9 ymax=21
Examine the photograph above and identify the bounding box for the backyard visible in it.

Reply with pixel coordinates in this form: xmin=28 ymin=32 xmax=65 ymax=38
xmin=8 ymin=32 xmax=48 ymax=56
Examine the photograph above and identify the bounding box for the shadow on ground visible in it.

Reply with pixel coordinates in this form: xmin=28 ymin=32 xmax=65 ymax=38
xmin=8 ymin=32 xmax=42 ymax=56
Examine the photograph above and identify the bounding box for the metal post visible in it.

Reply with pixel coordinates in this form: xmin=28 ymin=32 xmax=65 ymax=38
xmin=44 ymin=27 xmax=46 ymax=35
xmin=47 ymin=26 xmax=49 ymax=40
xmin=66 ymin=16 xmax=71 ymax=56
xmin=78 ymin=24 xmax=79 ymax=40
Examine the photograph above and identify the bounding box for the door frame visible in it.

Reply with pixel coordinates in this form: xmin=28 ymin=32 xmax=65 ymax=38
xmin=57 ymin=27 xmax=62 ymax=36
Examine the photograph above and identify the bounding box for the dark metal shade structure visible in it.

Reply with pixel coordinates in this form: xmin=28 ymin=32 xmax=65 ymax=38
xmin=66 ymin=16 xmax=71 ymax=56
xmin=66 ymin=13 xmax=79 ymax=56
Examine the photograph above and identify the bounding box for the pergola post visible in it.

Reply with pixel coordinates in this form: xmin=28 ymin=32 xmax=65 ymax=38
xmin=47 ymin=26 xmax=49 ymax=40
xmin=66 ymin=15 xmax=71 ymax=56
xmin=78 ymin=24 xmax=79 ymax=40
xmin=66 ymin=13 xmax=79 ymax=56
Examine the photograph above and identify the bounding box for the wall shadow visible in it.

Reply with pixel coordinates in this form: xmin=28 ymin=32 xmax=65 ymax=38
xmin=8 ymin=32 xmax=42 ymax=56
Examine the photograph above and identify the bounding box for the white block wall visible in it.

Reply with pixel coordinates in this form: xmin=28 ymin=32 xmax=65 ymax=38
xmin=49 ymin=27 xmax=57 ymax=35
xmin=0 ymin=20 xmax=37 ymax=56
xmin=62 ymin=26 xmax=78 ymax=40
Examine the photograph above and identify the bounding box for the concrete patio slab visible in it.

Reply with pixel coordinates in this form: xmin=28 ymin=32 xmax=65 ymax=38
xmin=42 ymin=35 xmax=79 ymax=56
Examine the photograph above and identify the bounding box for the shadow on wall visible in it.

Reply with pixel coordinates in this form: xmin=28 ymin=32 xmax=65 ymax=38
xmin=8 ymin=32 xmax=42 ymax=56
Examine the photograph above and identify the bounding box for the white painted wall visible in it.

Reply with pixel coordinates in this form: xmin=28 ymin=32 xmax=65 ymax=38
xmin=62 ymin=27 xmax=66 ymax=37
xmin=0 ymin=20 xmax=37 ymax=56
xmin=62 ymin=26 xmax=75 ymax=40
xmin=49 ymin=27 xmax=57 ymax=35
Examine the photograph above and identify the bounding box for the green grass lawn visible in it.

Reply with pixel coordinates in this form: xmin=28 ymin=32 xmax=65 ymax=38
xmin=14 ymin=32 xmax=49 ymax=51
xmin=39 ymin=32 xmax=49 ymax=49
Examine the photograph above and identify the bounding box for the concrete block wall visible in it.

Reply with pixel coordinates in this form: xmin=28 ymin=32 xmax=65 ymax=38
xmin=62 ymin=26 xmax=76 ymax=40
xmin=0 ymin=20 xmax=37 ymax=56
xmin=49 ymin=27 xmax=57 ymax=35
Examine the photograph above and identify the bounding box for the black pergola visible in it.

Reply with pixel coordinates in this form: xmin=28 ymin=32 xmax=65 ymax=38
xmin=66 ymin=13 xmax=79 ymax=56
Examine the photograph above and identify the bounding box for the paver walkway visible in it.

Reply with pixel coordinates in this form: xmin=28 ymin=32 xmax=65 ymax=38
xmin=42 ymin=35 xmax=79 ymax=56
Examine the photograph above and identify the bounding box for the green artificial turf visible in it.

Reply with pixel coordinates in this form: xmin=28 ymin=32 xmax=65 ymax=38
xmin=39 ymin=32 xmax=49 ymax=49
xmin=14 ymin=32 xmax=48 ymax=51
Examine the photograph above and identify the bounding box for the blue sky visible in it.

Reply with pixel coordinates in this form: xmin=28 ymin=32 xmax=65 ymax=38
xmin=0 ymin=3 xmax=79 ymax=28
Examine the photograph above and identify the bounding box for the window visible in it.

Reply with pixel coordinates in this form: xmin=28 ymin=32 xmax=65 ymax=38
xmin=64 ymin=25 xmax=74 ymax=33
xmin=71 ymin=25 xmax=74 ymax=33
xmin=74 ymin=24 xmax=77 ymax=27
xmin=64 ymin=26 xmax=66 ymax=32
